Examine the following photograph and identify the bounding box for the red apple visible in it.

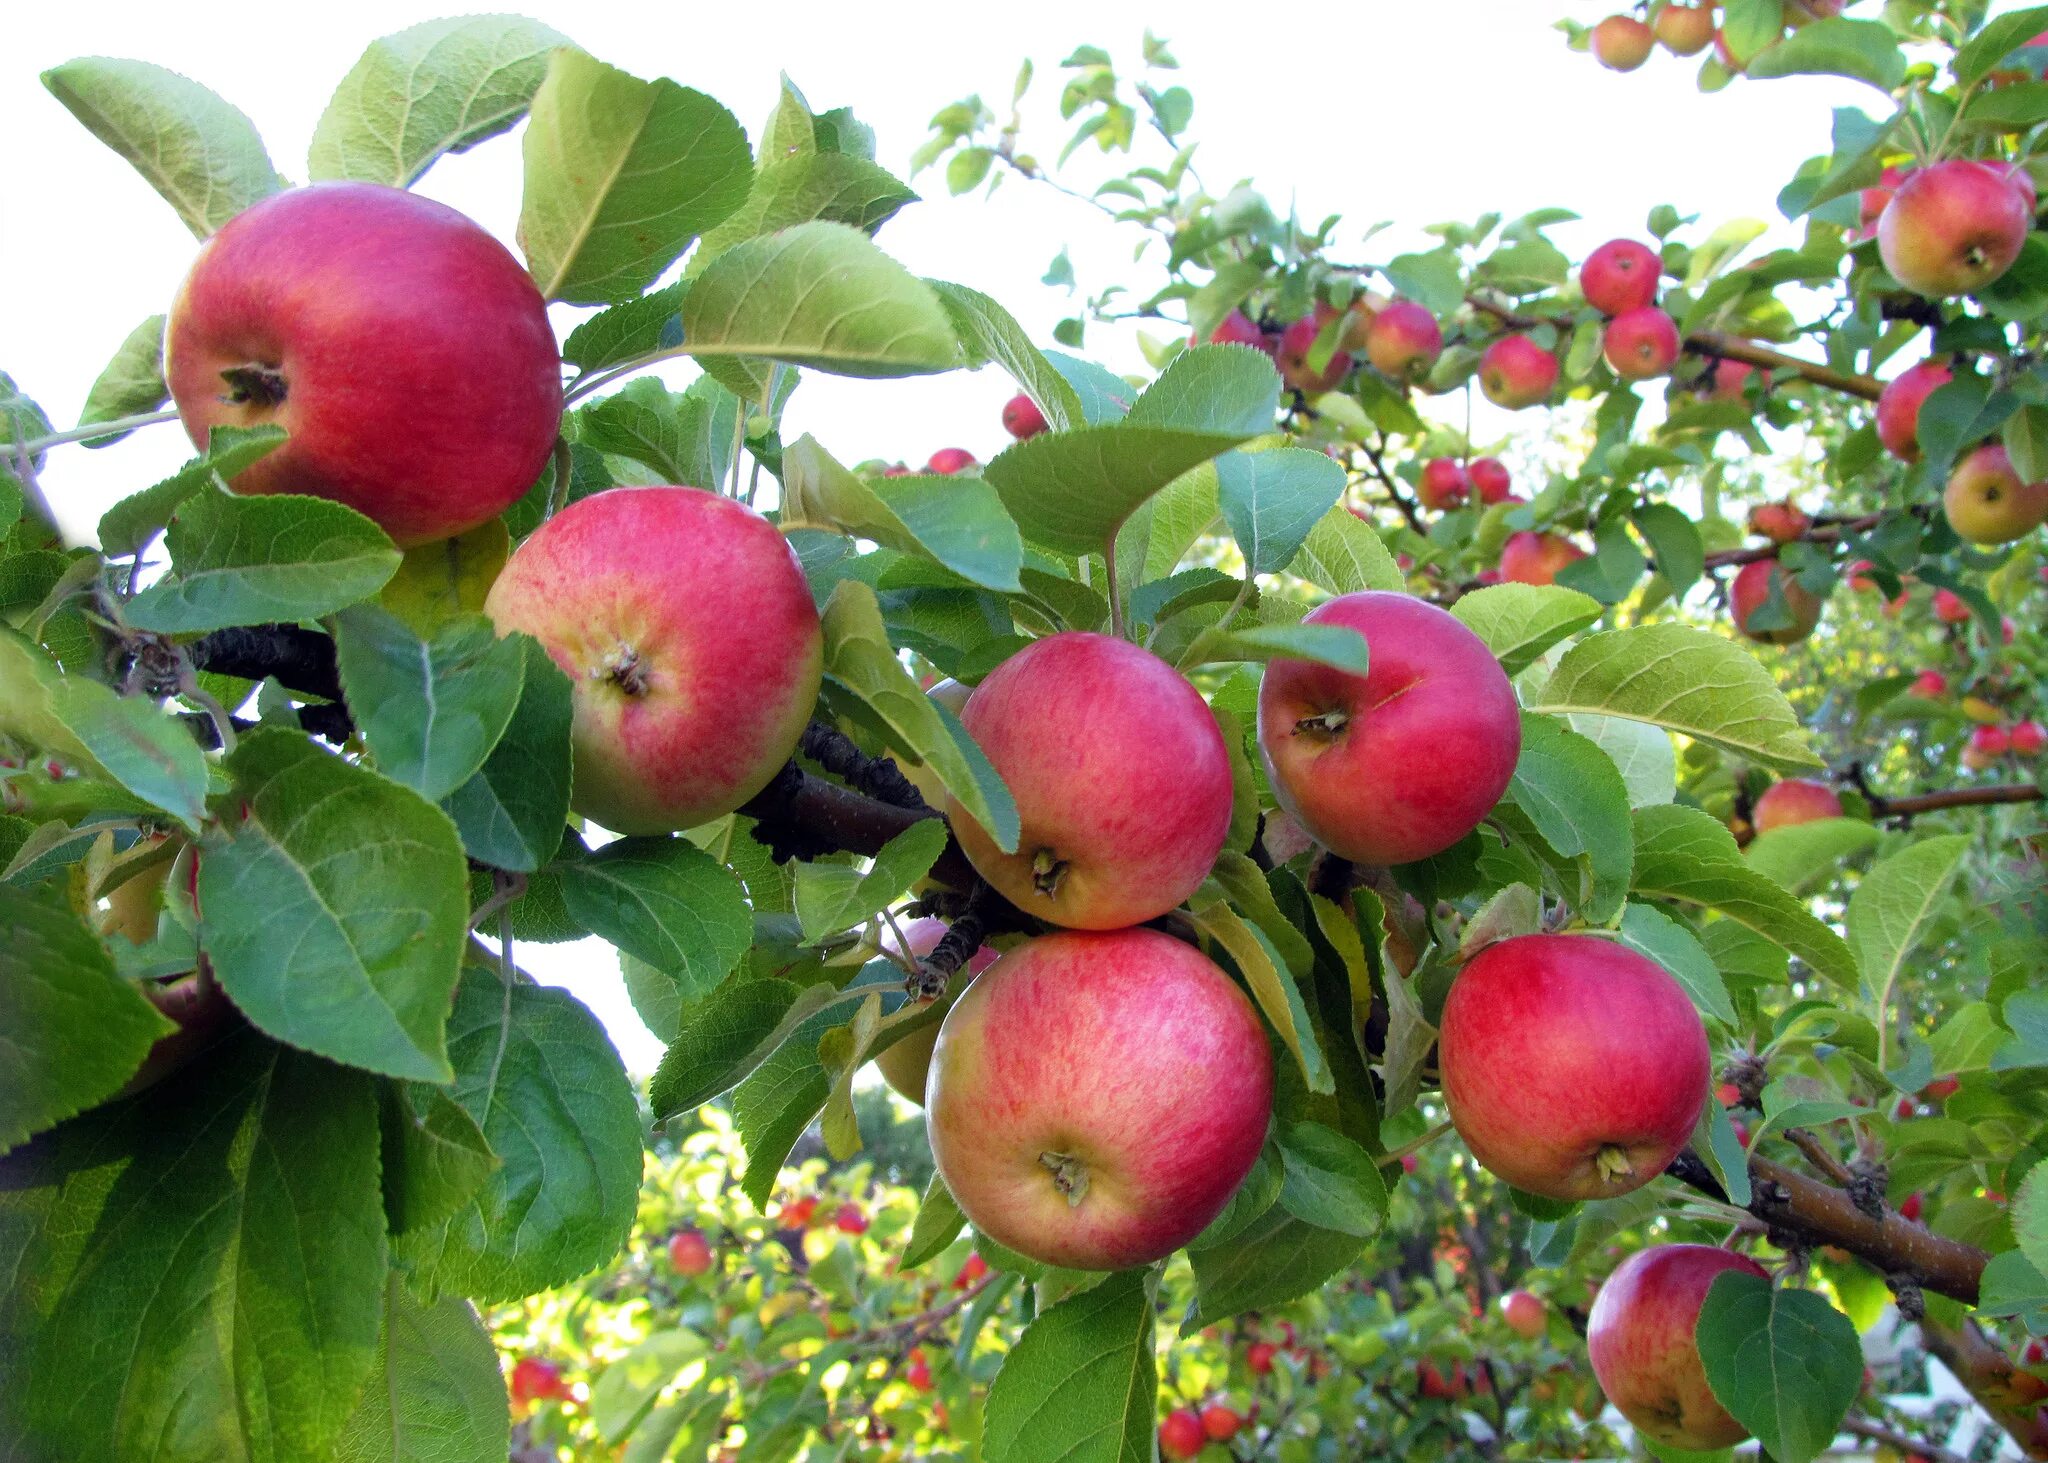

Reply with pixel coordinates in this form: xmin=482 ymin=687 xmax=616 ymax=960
xmin=1002 ymin=392 xmax=1049 ymax=439
xmin=926 ymin=928 xmax=1273 ymax=1270
xmin=667 ymin=1229 xmax=713 ymax=1276
xmin=1592 ymin=15 xmax=1656 ymax=71
xmin=906 ymin=1347 xmax=934 ymax=1392
xmin=1924 ymin=1075 xmax=1961 ymax=1103
xmin=165 ymin=182 xmax=561 ymax=547
xmin=834 ymin=1202 xmax=869 ymax=1235
xmin=1859 ymin=164 xmax=1912 ymax=241
xmin=1932 ymin=587 xmax=1972 ymax=624
xmin=1277 ymin=313 xmax=1353 ymax=394
xmin=1440 ymin=934 xmax=1710 ymax=1200
xmin=1747 ymin=502 xmax=1811 ymax=544
xmin=509 ymin=1357 xmax=568 ymax=1408
xmin=1945 ymin=442 xmax=2048 ymax=545
xmin=1418 ymin=457 xmax=1472 ymax=511
xmin=1604 ymin=306 xmax=1681 ymax=380
xmin=1479 ymin=335 xmax=1559 ymax=409
xmin=927 ymin=447 xmax=977 ymax=474
xmin=953 ymin=1252 xmax=989 ymax=1289
xmin=2012 ymin=720 xmax=2047 ymax=756
xmin=1502 ymin=1290 xmax=1547 ymax=1340
xmin=1257 ymin=592 xmax=1520 ymax=865
xmin=873 ymin=917 xmax=1000 ymax=1105
xmin=781 ymin=1195 xmax=819 ymax=1228
xmin=1655 ymin=3 xmax=1716 ymax=55
xmin=1419 ymin=1361 xmax=1460 ymax=1399
xmin=1910 ymin=670 xmax=1949 ymax=698
xmin=1365 ymin=301 xmax=1443 ymax=381
xmin=948 ymin=632 xmax=1232 ymax=930
xmin=1206 ymin=309 xmax=1274 ymax=354
xmin=1582 ymin=239 xmax=1662 ymax=315
xmin=485 ymin=488 xmax=822 ymax=834
xmin=1752 ymin=778 xmax=1843 ymax=833
xmin=1730 ymin=559 xmax=1823 ymax=644
xmin=1970 ymin=724 xmax=2013 ymax=760
xmin=1499 ymin=530 xmax=1589 ymax=587
xmin=1201 ymin=1402 xmax=1243 ymax=1441
xmin=1876 ymin=360 xmax=1952 ymax=461
xmin=1470 ymin=458 xmax=1514 ymax=503
xmin=1879 ymin=159 xmax=2033 ymax=297
xmin=1246 ymin=1341 xmax=1278 ymax=1376
xmin=1588 ymin=1245 xmax=1771 ymax=1451
xmin=1716 ymin=1082 xmax=1742 ymax=1107
xmin=1160 ymin=1409 xmax=1205 ymax=1460
xmin=1707 ymin=357 xmax=1769 ymax=404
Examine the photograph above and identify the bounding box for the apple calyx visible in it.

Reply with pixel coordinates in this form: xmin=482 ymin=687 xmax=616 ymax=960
xmin=1293 ymin=709 xmax=1349 ymax=739
xmin=218 ymin=363 xmax=287 ymax=408
xmin=1595 ymin=1144 xmax=1635 ymax=1186
xmin=593 ymin=642 xmax=652 ymax=696
xmin=1038 ymin=1149 xmax=1090 ymax=1206
xmin=1030 ymin=846 xmax=1069 ymax=897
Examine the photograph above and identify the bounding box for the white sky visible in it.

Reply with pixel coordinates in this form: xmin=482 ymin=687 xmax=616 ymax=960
xmin=6 ymin=1 xmax=1905 ymax=1072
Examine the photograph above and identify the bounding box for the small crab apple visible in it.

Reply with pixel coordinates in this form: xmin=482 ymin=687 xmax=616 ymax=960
xmin=2012 ymin=720 xmax=2047 ymax=756
xmin=927 ymin=447 xmax=977 ymax=474
xmin=1159 ymin=1409 xmax=1205 ymax=1460
xmin=1900 ymin=1191 xmax=1924 ymax=1221
xmin=510 ymin=1357 xmax=568 ymax=1408
xmin=1879 ymin=159 xmax=2033 ymax=297
xmin=1656 ymin=3 xmax=1715 ymax=54
xmin=834 ymin=1202 xmax=869 ymax=1235
xmin=1002 ymin=392 xmax=1048 ymax=439
xmin=948 ymin=632 xmax=1232 ymax=930
xmin=1730 ymin=559 xmax=1822 ymax=644
xmin=1247 ymin=1341 xmax=1278 ymax=1375
xmin=1707 ymin=357 xmax=1769 ymax=404
xmin=1876 ymin=360 xmax=1952 ymax=461
xmin=1440 ymin=935 xmax=1711 ymax=1201
xmin=1966 ymin=724 xmax=2013 ymax=770
xmin=1592 ymin=14 xmax=1656 ymax=70
xmin=1499 ymin=530 xmax=1588 ymax=587
xmin=780 ymin=1195 xmax=819 ymax=1228
xmin=1945 ymin=442 xmax=2048 ymax=545
xmin=1365 ymin=300 xmax=1444 ymax=381
xmin=1747 ymin=501 xmax=1811 ymax=544
xmin=1582 ymin=239 xmax=1662 ymax=315
xmin=667 ymin=1229 xmax=713 ymax=1276
xmin=1276 ymin=313 xmax=1353 ymax=394
xmin=1911 ymin=670 xmax=1949 ymax=698
xmin=1502 ymin=1290 xmax=1548 ymax=1340
xmin=1932 ymin=587 xmax=1972 ymax=624
xmin=484 ymin=488 xmax=822 ymax=835
xmin=1589 ymin=1246 xmax=1772 ymax=1451
xmin=953 ymin=1252 xmax=989 ymax=1289
xmin=1202 ymin=1403 xmax=1244 ymax=1441
xmin=1469 ymin=457 xmax=1513 ymax=503
xmin=1604 ymin=306 xmax=1681 ymax=380
xmin=905 ymin=1348 xmax=935 ymax=1392
xmin=1479 ymin=335 xmax=1560 ymax=409
xmin=1752 ymin=778 xmax=1843 ymax=833
xmin=1418 ymin=457 xmax=1471 ymax=510
xmin=1205 ymin=309 xmax=1272 ymax=352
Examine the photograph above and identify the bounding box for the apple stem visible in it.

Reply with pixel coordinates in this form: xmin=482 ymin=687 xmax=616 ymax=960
xmin=218 ymin=364 xmax=287 ymax=409
xmin=1038 ymin=1150 xmax=1089 ymax=1207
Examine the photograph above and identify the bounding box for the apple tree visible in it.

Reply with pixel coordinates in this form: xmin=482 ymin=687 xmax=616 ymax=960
xmin=1 ymin=4 xmax=2045 ymax=1461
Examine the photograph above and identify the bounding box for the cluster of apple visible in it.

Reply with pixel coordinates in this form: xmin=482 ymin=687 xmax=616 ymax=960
xmin=1205 ymin=293 xmax=1443 ymax=400
xmin=1588 ymin=3 xmax=1848 ymax=76
xmin=1156 ymin=1399 xmax=1244 ymax=1459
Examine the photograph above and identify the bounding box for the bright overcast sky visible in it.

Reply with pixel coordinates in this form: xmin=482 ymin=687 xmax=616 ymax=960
xmin=7 ymin=1 xmax=1916 ymax=1071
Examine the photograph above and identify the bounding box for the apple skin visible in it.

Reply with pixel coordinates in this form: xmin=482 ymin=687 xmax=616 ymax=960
xmin=1879 ymin=159 xmax=2033 ymax=297
xmin=2013 ymin=720 xmax=2047 ymax=757
xmin=667 ymin=1229 xmax=713 ymax=1276
xmin=509 ymin=1357 xmax=568 ymax=1407
xmin=1499 ymin=530 xmax=1588 ymax=587
xmin=927 ymin=447 xmax=978 ymax=474
xmin=1604 ymin=306 xmax=1680 ymax=380
xmin=1859 ymin=164 xmax=1912 ymax=240
xmin=1276 ymin=314 xmax=1353 ymax=394
xmin=1587 ymin=1245 xmax=1770 ymax=1451
xmin=1592 ymin=14 xmax=1656 ymax=71
xmin=1747 ymin=501 xmax=1811 ymax=544
xmin=1911 ymin=669 xmax=1949 ymax=698
xmin=1207 ymin=309 xmax=1277 ymax=357
xmin=1876 ymin=360 xmax=1952 ymax=461
xmin=1258 ymin=592 xmax=1520 ymax=866
xmin=1753 ymin=777 xmax=1843 ymax=833
xmin=872 ymin=916 xmax=1001 ymax=1104
xmin=1201 ymin=1404 xmax=1243 ymax=1441
xmin=1502 ymin=1290 xmax=1547 ymax=1340
xmin=1479 ymin=335 xmax=1559 ymax=409
xmin=925 ymin=928 xmax=1274 ymax=1271
xmin=1730 ymin=559 xmax=1823 ymax=645
xmin=1655 ymin=3 xmax=1715 ymax=55
xmin=948 ymin=632 xmax=1232 ymax=930
xmin=1440 ymin=934 xmax=1710 ymax=1201
xmin=1581 ymin=239 xmax=1662 ymax=315
xmin=1418 ymin=458 xmax=1471 ymax=511
xmin=1469 ymin=458 xmax=1514 ymax=504
xmin=1159 ymin=1409 xmax=1205 ymax=1460
xmin=1944 ymin=443 xmax=2048 ymax=544
xmin=1365 ymin=301 xmax=1443 ymax=381
xmin=165 ymin=182 xmax=562 ymax=548
xmin=1932 ymin=587 xmax=1972 ymax=624
xmin=1002 ymin=392 xmax=1049 ymax=439
xmin=484 ymin=487 xmax=822 ymax=834
xmin=1707 ymin=357 xmax=1769 ymax=404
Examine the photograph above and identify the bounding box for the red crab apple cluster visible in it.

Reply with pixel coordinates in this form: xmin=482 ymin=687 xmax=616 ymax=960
xmin=166 ymin=182 xmax=563 ymax=546
xmin=1205 ymin=295 xmax=1445 ymax=393
xmin=1582 ymin=238 xmax=1681 ymax=383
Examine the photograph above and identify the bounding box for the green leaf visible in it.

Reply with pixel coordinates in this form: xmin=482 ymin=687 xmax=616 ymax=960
xmin=563 ymin=283 xmax=687 ymax=373
xmin=588 ymin=1328 xmax=707 ymax=1447
xmin=1381 ymin=249 xmax=1464 ymax=317
xmin=1632 ymin=502 xmax=1705 ymax=595
xmin=1956 ymin=5 xmax=2048 ymax=89
xmin=1616 ymin=902 xmax=1736 ymax=1026
xmin=96 ymin=423 xmax=286 ymax=557
xmin=1745 ymin=18 xmax=1907 ymax=91
xmin=648 ymin=978 xmax=845 ymax=1118
xmin=395 ymin=964 xmax=641 ymax=1301
xmin=41 ymin=58 xmax=282 ymax=238
xmin=1044 ymin=349 xmax=1137 ymax=424
xmin=0 ymin=1032 xmax=385 ymax=1463
xmin=1848 ymin=834 xmax=1967 ymax=1000
xmin=693 ymin=150 xmax=918 ymax=273
xmin=556 ymin=836 xmax=753 ymax=1000
xmin=1744 ymin=818 xmax=1880 ymax=893
xmin=679 ymin=221 xmax=963 ymax=392
xmin=310 ymin=15 xmax=575 ymax=187
xmin=76 ymin=315 xmax=167 ymax=443
xmin=335 ymin=1279 xmax=509 ymax=1463
xmin=201 ymin=728 xmax=469 ymax=1081
xmin=927 ymin=281 xmax=1085 ymax=431
xmin=1192 ymin=900 xmax=1331 ymax=1094
xmin=821 ymin=580 xmax=1019 ymax=852
xmin=1188 ymin=1208 xmax=1368 ymax=1325
xmin=1977 ymin=1248 xmax=2048 ymax=1327
xmin=45 ymin=673 xmax=210 ymax=832
xmin=1215 ymin=447 xmax=1347 ymax=575
xmin=1198 ymin=620 xmax=1370 ymax=676
xmin=440 ymin=636 xmax=573 ymax=873
xmin=1286 ymin=503 xmax=1405 ymax=596
xmin=793 ymin=819 xmax=947 ymax=942
xmin=733 ymin=1041 xmax=832 ymax=1210
xmin=335 ymin=607 xmax=526 ymax=802
xmin=782 ymin=435 xmax=1023 ymax=591
xmin=1277 ymin=1122 xmax=1389 ymax=1238
xmin=982 ymin=1269 xmax=1155 ymax=1463
xmin=1695 ymin=1272 xmax=1862 ymax=1463
xmin=1629 ymin=804 xmax=1859 ymax=988
xmin=519 ymin=49 xmax=752 ymax=303
xmin=1528 ymin=622 xmax=1822 ymax=774
xmin=377 ymin=1082 xmax=499 ymax=1237
xmin=982 ymin=346 xmax=1277 ymax=553
xmin=0 ymin=886 xmax=172 ymax=1155
xmin=1566 ymin=712 xmax=1676 ymax=808
xmin=1450 ymin=583 xmax=1603 ymax=675
xmin=2017 ymin=1164 xmax=2048 ymax=1284
xmin=902 ymin=1171 xmax=967 ymax=1272
xmin=126 ymin=490 xmax=402 ymax=634
xmin=1507 ymin=713 xmax=1633 ymax=921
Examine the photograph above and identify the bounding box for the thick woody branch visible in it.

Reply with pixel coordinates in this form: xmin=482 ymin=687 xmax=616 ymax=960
xmin=189 ymin=624 xmax=345 ymax=703
xmin=1867 ymin=784 xmax=2045 ymax=821
xmin=1841 ymin=1414 xmax=1972 ymax=1463
xmin=1919 ymin=1312 xmax=2048 ymax=1460
xmin=1700 ymin=512 xmax=1893 ymax=569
